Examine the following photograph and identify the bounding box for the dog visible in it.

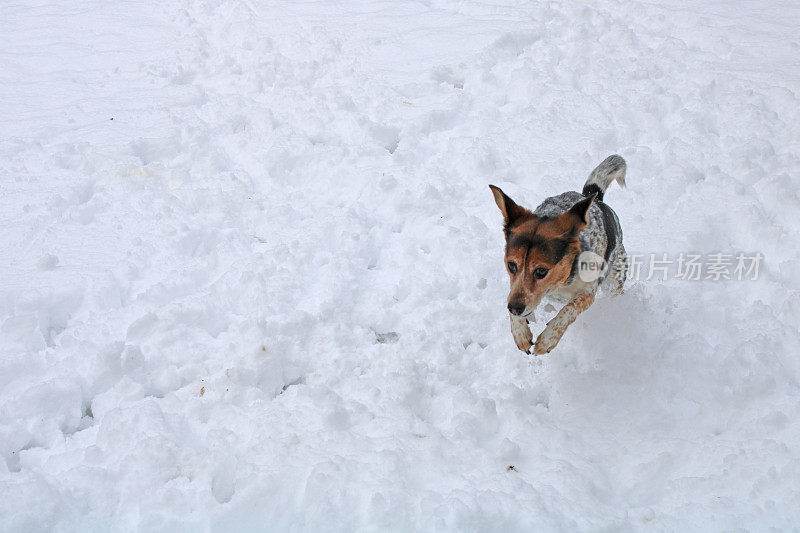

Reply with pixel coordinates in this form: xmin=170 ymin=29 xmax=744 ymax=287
xmin=489 ymin=155 xmax=628 ymax=355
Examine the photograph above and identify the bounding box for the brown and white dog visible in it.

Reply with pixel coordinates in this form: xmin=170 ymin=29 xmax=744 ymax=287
xmin=490 ymin=155 xmax=628 ymax=355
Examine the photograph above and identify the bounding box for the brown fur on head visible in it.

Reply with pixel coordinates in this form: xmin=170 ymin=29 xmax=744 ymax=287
xmin=489 ymin=185 xmax=595 ymax=316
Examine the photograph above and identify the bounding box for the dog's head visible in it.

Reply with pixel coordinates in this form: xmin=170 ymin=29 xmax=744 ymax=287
xmin=489 ymin=185 xmax=595 ymax=317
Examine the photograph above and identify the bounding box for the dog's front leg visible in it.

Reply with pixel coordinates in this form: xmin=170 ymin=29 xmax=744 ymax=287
xmin=510 ymin=314 xmax=533 ymax=354
xmin=533 ymin=292 xmax=595 ymax=355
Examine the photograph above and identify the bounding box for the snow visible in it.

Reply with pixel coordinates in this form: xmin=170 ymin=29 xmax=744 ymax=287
xmin=1 ymin=0 xmax=800 ymax=529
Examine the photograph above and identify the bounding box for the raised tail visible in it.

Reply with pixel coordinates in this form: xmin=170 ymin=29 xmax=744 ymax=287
xmin=582 ymin=155 xmax=626 ymax=202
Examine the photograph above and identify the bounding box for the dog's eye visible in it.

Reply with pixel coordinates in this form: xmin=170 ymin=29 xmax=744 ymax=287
xmin=533 ymin=267 xmax=549 ymax=279
xmin=507 ymin=262 xmax=517 ymax=274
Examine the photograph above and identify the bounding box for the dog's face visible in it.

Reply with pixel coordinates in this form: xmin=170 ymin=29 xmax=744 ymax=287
xmin=489 ymin=185 xmax=595 ymax=317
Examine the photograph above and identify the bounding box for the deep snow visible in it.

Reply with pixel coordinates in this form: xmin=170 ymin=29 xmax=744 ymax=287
xmin=2 ymin=0 xmax=800 ymax=530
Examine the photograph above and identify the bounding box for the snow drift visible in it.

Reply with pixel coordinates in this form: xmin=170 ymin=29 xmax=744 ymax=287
xmin=1 ymin=0 xmax=800 ymax=530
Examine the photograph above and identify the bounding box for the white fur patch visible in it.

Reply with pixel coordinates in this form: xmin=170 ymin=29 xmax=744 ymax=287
xmin=510 ymin=314 xmax=533 ymax=353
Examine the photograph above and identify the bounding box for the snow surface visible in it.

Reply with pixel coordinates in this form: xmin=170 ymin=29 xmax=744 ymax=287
xmin=2 ymin=0 xmax=800 ymax=530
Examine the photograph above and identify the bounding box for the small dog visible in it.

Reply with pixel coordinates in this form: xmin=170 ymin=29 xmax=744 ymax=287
xmin=489 ymin=155 xmax=628 ymax=355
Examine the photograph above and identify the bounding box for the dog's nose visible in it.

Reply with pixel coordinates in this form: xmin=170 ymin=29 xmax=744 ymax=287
xmin=508 ymin=301 xmax=525 ymax=316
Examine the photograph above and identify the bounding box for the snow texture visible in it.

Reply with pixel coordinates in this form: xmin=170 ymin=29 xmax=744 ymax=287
xmin=1 ymin=0 xmax=800 ymax=530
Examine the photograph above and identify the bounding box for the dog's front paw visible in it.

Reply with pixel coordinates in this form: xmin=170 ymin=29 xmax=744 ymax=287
xmin=510 ymin=315 xmax=533 ymax=354
xmin=533 ymin=320 xmax=566 ymax=355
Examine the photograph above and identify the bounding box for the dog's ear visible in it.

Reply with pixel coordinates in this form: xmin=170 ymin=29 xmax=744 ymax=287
xmin=567 ymin=193 xmax=596 ymax=225
xmin=554 ymin=193 xmax=596 ymax=235
xmin=489 ymin=185 xmax=528 ymax=226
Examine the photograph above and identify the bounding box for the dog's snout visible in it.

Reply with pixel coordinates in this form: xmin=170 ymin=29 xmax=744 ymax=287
xmin=508 ymin=301 xmax=525 ymax=316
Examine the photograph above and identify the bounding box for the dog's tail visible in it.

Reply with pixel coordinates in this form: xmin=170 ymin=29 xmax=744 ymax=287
xmin=582 ymin=155 xmax=626 ymax=202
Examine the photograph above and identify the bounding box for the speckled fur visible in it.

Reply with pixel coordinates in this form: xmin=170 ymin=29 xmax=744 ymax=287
xmin=533 ymin=190 xmax=626 ymax=295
